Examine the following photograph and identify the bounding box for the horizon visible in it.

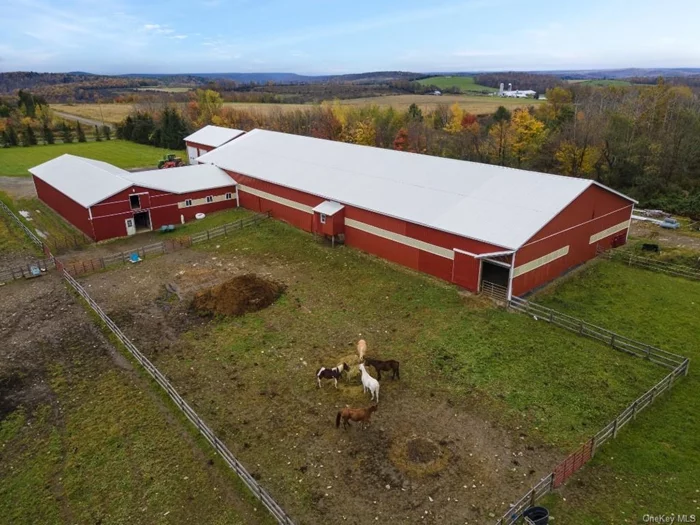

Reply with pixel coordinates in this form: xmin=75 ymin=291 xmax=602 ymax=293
xmin=3 ymin=0 xmax=700 ymax=74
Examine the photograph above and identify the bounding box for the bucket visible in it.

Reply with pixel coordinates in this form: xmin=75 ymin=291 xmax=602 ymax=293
xmin=523 ymin=506 xmax=549 ymax=525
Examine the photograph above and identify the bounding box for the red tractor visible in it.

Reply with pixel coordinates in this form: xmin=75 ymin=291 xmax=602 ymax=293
xmin=158 ymin=153 xmax=184 ymax=169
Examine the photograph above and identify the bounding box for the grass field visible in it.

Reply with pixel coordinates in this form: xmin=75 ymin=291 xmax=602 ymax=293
xmin=417 ymin=75 xmax=498 ymax=93
xmin=52 ymin=94 xmax=539 ymax=125
xmin=135 ymin=86 xmax=192 ymax=93
xmin=77 ymin=219 xmax=665 ymax=522
xmin=533 ymin=260 xmax=700 ymax=523
xmin=567 ymin=79 xmax=633 ymax=87
xmin=0 ymin=140 xmax=184 ymax=177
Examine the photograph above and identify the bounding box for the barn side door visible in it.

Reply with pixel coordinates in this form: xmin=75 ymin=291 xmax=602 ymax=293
xmin=452 ymin=249 xmax=481 ymax=293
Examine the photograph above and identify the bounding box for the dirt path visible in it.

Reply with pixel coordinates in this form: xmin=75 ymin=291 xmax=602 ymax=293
xmin=630 ymin=220 xmax=700 ymax=251
xmin=0 ymin=176 xmax=37 ymax=199
xmin=53 ymin=110 xmax=113 ymax=129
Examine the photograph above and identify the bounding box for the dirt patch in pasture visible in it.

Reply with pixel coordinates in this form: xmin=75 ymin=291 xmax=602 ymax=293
xmin=191 ymin=274 xmax=286 ymax=317
xmin=75 ymin=247 xmax=564 ymax=525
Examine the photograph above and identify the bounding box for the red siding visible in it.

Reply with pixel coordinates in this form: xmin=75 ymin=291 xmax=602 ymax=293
xmin=512 ymin=185 xmax=633 ymax=295
xmin=33 ymin=176 xmax=94 ymax=239
xmin=452 ymin=251 xmax=481 ymax=292
xmin=185 ymin=141 xmax=214 ymax=156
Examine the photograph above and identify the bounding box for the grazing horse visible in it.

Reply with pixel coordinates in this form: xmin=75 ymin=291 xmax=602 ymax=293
xmin=336 ymin=405 xmax=377 ymax=430
xmin=357 ymin=339 xmax=367 ymax=361
xmin=364 ymin=357 xmax=400 ymax=380
xmin=358 ymin=363 xmax=380 ymax=403
xmin=316 ymin=363 xmax=349 ymax=388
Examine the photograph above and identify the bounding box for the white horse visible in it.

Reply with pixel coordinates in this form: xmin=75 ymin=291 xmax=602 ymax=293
xmin=357 ymin=339 xmax=367 ymax=361
xmin=358 ymin=363 xmax=379 ymax=403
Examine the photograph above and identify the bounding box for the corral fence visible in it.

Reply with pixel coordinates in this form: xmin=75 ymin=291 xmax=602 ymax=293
xmin=481 ymin=281 xmax=509 ymax=302
xmin=0 ymin=199 xmax=43 ymax=247
xmin=598 ymin=246 xmax=700 ymax=281
xmin=495 ymin=295 xmax=690 ymax=524
xmin=57 ymin=212 xmax=270 ymax=278
xmin=62 ymin=271 xmax=295 ymax=525
xmin=43 ymin=230 xmax=94 ymax=254
xmin=0 ymin=258 xmax=55 ymax=285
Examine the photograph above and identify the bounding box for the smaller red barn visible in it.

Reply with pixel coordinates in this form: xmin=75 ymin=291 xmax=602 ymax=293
xmin=184 ymin=125 xmax=245 ymax=165
xmin=312 ymin=200 xmax=345 ymax=245
xmin=30 ymin=154 xmax=238 ymax=242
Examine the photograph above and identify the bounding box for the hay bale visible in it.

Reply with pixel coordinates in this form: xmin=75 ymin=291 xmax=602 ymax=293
xmin=191 ymin=274 xmax=286 ymax=317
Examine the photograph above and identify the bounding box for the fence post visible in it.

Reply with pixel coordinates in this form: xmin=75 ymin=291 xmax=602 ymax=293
xmin=207 ymin=229 xmax=210 ymax=241
xmin=651 ymin=385 xmax=657 ymax=404
xmin=529 ymin=487 xmax=536 ymax=506
xmin=549 ymin=310 xmax=553 ymax=322
xmin=224 ymin=224 xmax=228 ymax=237
xmin=684 ymin=359 xmax=690 ymax=376
xmin=590 ymin=435 xmax=597 ymax=457
xmin=632 ymin=400 xmax=638 ymax=420
xmin=610 ymin=334 xmax=616 ymax=348
xmin=612 ymin=417 xmax=619 ymax=438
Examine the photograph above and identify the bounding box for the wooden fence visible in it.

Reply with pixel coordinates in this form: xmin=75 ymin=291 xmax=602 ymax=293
xmin=59 ymin=212 xmax=270 ymax=278
xmin=599 ymin=247 xmax=700 ymax=281
xmin=62 ymin=271 xmax=295 ymax=525
xmin=0 ymin=258 xmax=55 ymax=284
xmin=0 ymin=199 xmax=43 ymax=247
xmin=495 ymin=296 xmax=690 ymax=524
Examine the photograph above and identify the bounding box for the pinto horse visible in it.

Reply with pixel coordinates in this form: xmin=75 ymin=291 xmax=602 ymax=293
xmin=316 ymin=363 xmax=349 ymax=388
xmin=363 ymin=357 xmax=400 ymax=380
xmin=336 ymin=405 xmax=377 ymax=430
xmin=358 ymin=363 xmax=380 ymax=402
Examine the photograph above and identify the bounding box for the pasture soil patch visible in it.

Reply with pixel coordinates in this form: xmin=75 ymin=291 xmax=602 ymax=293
xmin=191 ymin=274 xmax=286 ymax=317
xmin=0 ymin=275 xmax=272 ymax=525
xmin=76 ymin=221 xmax=665 ymax=524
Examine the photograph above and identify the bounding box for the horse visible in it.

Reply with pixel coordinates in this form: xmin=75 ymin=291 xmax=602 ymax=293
xmin=316 ymin=363 xmax=349 ymax=389
xmin=357 ymin=339 xmax=367 ymax=361
xmin=358 ymin=363 xmax=379 ymax=403
xmin=363 ymin=357 xmax=400 ymax=380
xmin=335 ymin=405 xmax=377 ymax=430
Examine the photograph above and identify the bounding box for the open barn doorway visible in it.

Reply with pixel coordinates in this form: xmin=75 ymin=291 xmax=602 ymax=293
xmin=480 ymin=260 xmax=510 ymax=289
xmin=133 ymin=211 xmax=152 ymax=232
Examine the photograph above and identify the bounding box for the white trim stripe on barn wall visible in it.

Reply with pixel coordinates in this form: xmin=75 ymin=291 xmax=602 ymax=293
xmin=177 ymin=193 xmax=233 ymax=209
xmin=345 ymin=218 xmax=455 ymax=260
xmin=512 ymin=246 xmax=570 ymax=278
xmin=238 ymin=185 xmax=314 ymax=214
xmin=589 ymin=220 xmax=630 ymax=244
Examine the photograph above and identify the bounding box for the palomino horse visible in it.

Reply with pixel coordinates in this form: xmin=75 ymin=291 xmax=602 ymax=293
xmin=357 ymin=339 xmax=367 ymax=361
xmin=316 ymin=363 xmax=349 ymax=388
xmin=363 ymin=357 xmax=400 ymax=380
xmin=336 ymin=405 xmax=378 ymax=430
xmin=358 ymin=363 xmax=380 ymax=403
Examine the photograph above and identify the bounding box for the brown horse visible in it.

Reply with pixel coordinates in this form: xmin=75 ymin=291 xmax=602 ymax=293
xmin=363 ymin=357 xmax=400 ymax=380
xmin=335 ymin=405 xmax=378 ymax=430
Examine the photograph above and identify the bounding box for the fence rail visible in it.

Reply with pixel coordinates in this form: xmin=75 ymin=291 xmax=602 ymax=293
xmin=0 ymin=258 xmax=55 ymax=284
xmin=62 ymin=271 xmax=295 ymax=525
xmin=599 ymin=248 xmax=700 ymax=281
xmin=495 ymin=296 xmax=690 ymax=524
xmin=481 ymin=281 xmax=509 ymax=302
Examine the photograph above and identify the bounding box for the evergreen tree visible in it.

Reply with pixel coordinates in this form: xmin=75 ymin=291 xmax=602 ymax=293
xmin=6 ymin=124 xmax=19 ymax=146
xmin=76 ymin=122 xmax=86 ymax=142
xmin=102 ymin=125 xmax=111 ymax=140
xmin=94 ymin=125 xmax=102 ymax=141
xmin=159 ymin=107 xmax=188 ymax=149
xmin=407 ymin=103 xmax=423 ymax=122
xmin=61 ymin=122 xmax=74 ymax=143
xmin=42 ymin=123 xmax=55 ymax=144
xmin=22 ymin=124 xmax=37 ymax=146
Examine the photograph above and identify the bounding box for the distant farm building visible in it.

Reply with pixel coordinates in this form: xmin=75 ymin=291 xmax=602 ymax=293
xmin=30 ymin=155 xmax=237 ymax=241
xmin=184 ymin=125 xmax=245 ymax=164
xmin=497 ymin=82 xmax=537 ymax=98
xmin=30 ymin=126 xmax=635 ymax=296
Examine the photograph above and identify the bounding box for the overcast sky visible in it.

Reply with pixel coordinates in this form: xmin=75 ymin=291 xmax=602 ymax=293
xmin=2 ymin=0 xmax=699 ymax=74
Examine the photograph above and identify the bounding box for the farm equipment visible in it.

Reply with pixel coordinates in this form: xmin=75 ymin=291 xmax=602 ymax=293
xmin=158 ymin=154 xmax=184 ymax=169
xmin=660 ymin=217 xmax=680 ymax=230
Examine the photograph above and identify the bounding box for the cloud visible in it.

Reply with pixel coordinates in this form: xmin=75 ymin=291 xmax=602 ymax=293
xmin=143 ymin=23 xmax=175 ymax=34
xmin=172 ymin=35 xmax=188 ymax=40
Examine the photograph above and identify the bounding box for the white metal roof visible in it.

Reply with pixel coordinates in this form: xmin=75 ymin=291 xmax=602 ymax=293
xmin=312 ymin=200 xmax=344 ymax=216
xmin=29 ymin=154 xmax=132 ymax=208
xmin=124 ymin=164 xmax=235 ymax=194
xmin=197 ymin=129 xmax=635 ymax=249
xmin=184 ymin=125 xmax=245 ymax=148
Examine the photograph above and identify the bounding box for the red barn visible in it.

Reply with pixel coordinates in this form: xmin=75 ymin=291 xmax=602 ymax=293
xmin=30 ymin=154 xmax=238 ymax=241
xmin=198 ymin=129 xmax=635 ymax=297
xmin=184 ymin=125 xmax=245 ymax=164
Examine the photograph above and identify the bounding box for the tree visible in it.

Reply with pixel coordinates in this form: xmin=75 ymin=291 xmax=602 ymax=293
xmin=444 ymin=103 xmax=464 ymax=134
xmin=159 ymin=107 xmax=188 ymax=149
xmin=61 ymin=122 xmax=74 ymax=143
xmin=42 ymin=123 xmax=55 ymax=144
xmin=393 ymin=127 xmax=409 ymax=151
xmin=351 ymin=119 xmax=376 ymax=146
xmin=76 ymin=122 xmax=86 ymax=142
xmin=555 ymin=140 xmax=599 ymax=177
xmin=194 ymin=89 xmax=224 ymax=125
xmin=489 ymin=106 xmax=512 ymax=165
xmin=407 ymin=103 xmax=423 ymax=122
xmin=5 ymin=124 xmax=19 ymax=146
xmin=94 ymin=125 xmax=102 ymax=141
xmin=21 ymin=124 xmax=37 ymax=146
xmin=102 ymin=125 xmax=111 ymax=140
xmin=509 ymin=109 xmax=547 ymax=167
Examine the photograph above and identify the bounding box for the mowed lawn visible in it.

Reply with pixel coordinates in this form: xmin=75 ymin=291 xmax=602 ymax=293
xmin=0 ymin=140 xmax=184 ymax=176
xmin=533 ymin=261 xmax=700 ymax=524
xmin=417 ymin=75 xmax=498 ymax=93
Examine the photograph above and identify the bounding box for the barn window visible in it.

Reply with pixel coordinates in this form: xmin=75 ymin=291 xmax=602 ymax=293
xmin=206 ymin=196 xmax=214 ymax=203
xmin=225 ymin=192 xmax=233 ymax=200
xmin=320 ymin=213 xmax=327 ymax=224
xmin=185 ymin=199 xmax=193 ymax=207
xmin=129 ymin=194 xmax=141 ymax=210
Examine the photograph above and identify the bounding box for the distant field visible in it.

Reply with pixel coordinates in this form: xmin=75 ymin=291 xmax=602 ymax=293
xmin=0 ymin=140 xmax=183 ymax=176
xmin=417 ymin=75 xmax=498 ymax=93
xmin=567 ymin=79 xmax=633 ymax=87
xmin=53 ymin=94 xmax=539 ymax=125
xmin=135 ymin=86 xmax=192 ymax=93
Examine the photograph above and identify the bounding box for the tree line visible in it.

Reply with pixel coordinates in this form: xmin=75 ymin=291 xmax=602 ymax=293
xmin=114 ymin=83 xmax=700 ymax=217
